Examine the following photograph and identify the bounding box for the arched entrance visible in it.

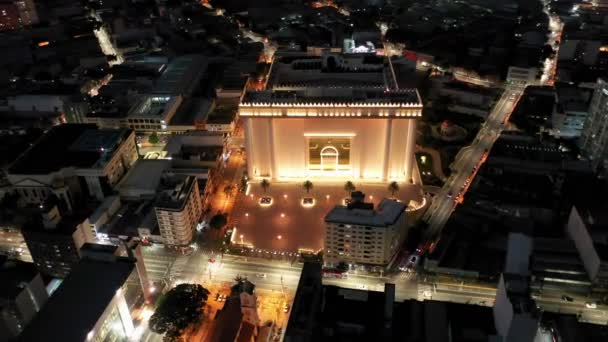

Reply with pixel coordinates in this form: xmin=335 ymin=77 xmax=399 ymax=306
xmin=320 ymin=146 xmax=339 ymax=172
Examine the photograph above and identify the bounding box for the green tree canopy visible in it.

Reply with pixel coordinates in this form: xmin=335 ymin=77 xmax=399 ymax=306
xmin=148 ymin=132 xmax=159 ymax=144
xmin=149 ymin=284 xmax=210 ymax=337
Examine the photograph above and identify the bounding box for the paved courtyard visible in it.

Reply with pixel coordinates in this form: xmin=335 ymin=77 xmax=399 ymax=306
xmin=230 ymin=181 xmax=424 ymax=253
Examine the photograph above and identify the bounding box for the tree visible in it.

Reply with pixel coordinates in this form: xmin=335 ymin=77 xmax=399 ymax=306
xmin=149 ymin=283 xmax=210 ymax=338
xmin=223 ymin=185 xmax=234 ymax=198
xmin=388 ymin=181 xmax=400 ymax=196
xmin=260 ymin=179 xmax=270 ymax=193
xmin=149 ymin=132 xmax=159 ymax=144
xmin=302 ymin=180 xmax=313 ymax=194
xmin=209 ymin=214 xmax=227 ymax=230
xmin=344 ymin=181 xmax=356 ymax=195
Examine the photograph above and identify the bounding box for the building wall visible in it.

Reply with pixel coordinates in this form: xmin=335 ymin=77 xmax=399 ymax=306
xmin=324 ymin=213 xmax=406 ymax=266
xmin=156 ymin=179 xmax=202 ymax=246
xmin=580 ymin=79 xmax=608 ymax=172
xmin=245 ymin=117 xmax=416 ymax=181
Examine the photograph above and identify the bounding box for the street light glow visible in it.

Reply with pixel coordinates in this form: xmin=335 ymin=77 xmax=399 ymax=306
xmin=245 ymin=212 xmax=249 ymax=217
xmin=277 ymin=235 xmax=282 ymax=240
xmin=280 ymin=213 xmax=285 ymax=218
xmin=326 ymin=194 xmax=330 ymax=199
xmin=283 ymin=194 xmax=288 ymax=198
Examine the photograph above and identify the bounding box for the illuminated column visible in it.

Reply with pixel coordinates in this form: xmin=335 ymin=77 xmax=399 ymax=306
xmin=244 ymin=118 xmax=255 ymax=178
xmin=268 ymin=118 xmax=278 ymax=180
xmin=382 ymin=119 xmax=393 ymax=181
xmin=404 ymin=119 xmax=417 ymax=182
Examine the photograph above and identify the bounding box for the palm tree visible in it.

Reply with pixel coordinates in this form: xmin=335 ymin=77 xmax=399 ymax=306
xmin=302 ymin=180 xmax=313 ymax=194
xmin=223 ymin=184 xmax=234 ymax=198
xmin=344 ymin=181 xmax=356 ymax=195
xmin=388 ymin=181 xmax=399 ymax=197
xmin=260 ymin=179 xmax=270 ymax=193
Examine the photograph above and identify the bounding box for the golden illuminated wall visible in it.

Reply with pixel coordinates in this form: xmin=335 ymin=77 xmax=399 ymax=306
xmin=244 ymin=116 xmax=417 ymax=181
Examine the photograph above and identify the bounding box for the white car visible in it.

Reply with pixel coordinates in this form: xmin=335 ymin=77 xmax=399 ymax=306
xmin=423 ymin=290 xmax=432 ymax=298
xmin=585 ymin=302 xmax=597 ymax=309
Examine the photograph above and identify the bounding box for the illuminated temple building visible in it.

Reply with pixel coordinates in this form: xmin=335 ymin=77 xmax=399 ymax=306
xmin=239 ymin=52 xmax=423 ymax=181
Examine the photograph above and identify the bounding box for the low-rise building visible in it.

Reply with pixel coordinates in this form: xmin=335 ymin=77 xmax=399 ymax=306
xmin=324 ymin=192 xmax=407 ymax=267
xmin=7 ymin=124 xmax=138 ymax=209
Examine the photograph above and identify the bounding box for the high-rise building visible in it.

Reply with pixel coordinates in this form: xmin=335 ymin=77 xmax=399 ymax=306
xmin=324 ymin=192 xmax=407 ymax=267
xmin=0 ymin=257 xmax=48 ymax=340
xmin=19 ymin=244 xmax=143 ymax=342
xmin=21 ymin=197 xmax=94 ymax=278
xmin=154 ymin=174 xmax=202 ymax=246
xmin=579 ymin=78 xmax=608 ymax=173
xmin=240 ymin=52 xmax=422 ymax=182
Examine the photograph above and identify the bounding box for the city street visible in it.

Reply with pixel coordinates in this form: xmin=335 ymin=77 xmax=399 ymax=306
xmin=422 ymin=85 xmax=524 ymax=238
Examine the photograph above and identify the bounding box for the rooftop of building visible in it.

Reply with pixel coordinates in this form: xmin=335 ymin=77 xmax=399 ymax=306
xmin=18 ymin=256 xmax=136 ymax=342
xmin=0 ymin=257 xmax=40 ymax=300
xmin=267 ymin=52 xmax=395 ymax=89
xmin=128 ymin=95 xmax=180 ymax=119
xmin=118 ymin=159 xmax=172 ymax=197
xmin=155 ymin=173 xmax=197 ymax=211
xmin=8 ymin=124 xmax=133 ymax=175
xmin=325 ymin=194 xmax=406 ymax=227
xmin=241 ymin=88 xmax=422 ymax=107
xmin=168 ymin=97 xmax=213 ymax=126
xmin=97 ymin=200 xmax=156 ymax=238
xmin=152 ymin=55 xmax=208 ymax=96
xmin=174 ymin=144 xmax=223 ymax=162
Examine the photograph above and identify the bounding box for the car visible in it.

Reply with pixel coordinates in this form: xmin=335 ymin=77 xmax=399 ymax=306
xmin=215 ymin=293 xmax=221 ymax=301
xmin=585 ymin=302 xmax=597 ymax=309
xmin=256 ymin=273 xmax=267 ymax=278
xmin=356 ymin=284 xmax=367 ymax=290
xmin=409 ymin=255 xmax=418 ymax=264
xmin=423 ymin=290 xmax=432 ymax=298
xmin=561 ymin=295 xmax=574 ymax=302
xmin=283 ymin=304 xmax=290 ymax=313
xmin=342 ymin=198 xmax=352 ymax=206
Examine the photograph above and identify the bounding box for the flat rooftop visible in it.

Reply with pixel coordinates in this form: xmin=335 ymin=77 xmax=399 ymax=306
xmin=153 ymin=55 xmax=207 ymax=96
xmin=9 ymin=124 xmax=132 ymax=175
xmin=97 ymin=200 xmax=156 ymax=238
xmin=325 ymin=198 xmax=406 ymax=227
xmin=155 ymin=174 xmax=196 ymax=210
xmin=19 ymin=257 xmax=136 ymax=342
xmin=241 ymin=88 xmax=422 ymax=107
xmin=168 ymin=97 xmax=213 ymax=125
xmin=128 ymin=95 xmax=179 ymax=119
xmin=119 ymin=159 xmax=171 ymax=197
xmin=268 ymin=54 xmax=390 ymax=89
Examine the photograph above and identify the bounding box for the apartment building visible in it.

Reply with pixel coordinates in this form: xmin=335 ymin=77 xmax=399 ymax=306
xmin=154 ymin=174 xmax=202 ymax=246
xmin=324 ymin=192 xmax=407 ymax=267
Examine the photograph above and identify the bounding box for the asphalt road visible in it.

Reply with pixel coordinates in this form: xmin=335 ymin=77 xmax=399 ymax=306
xmin=422 ymin=85 xmax=525 ymax=238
